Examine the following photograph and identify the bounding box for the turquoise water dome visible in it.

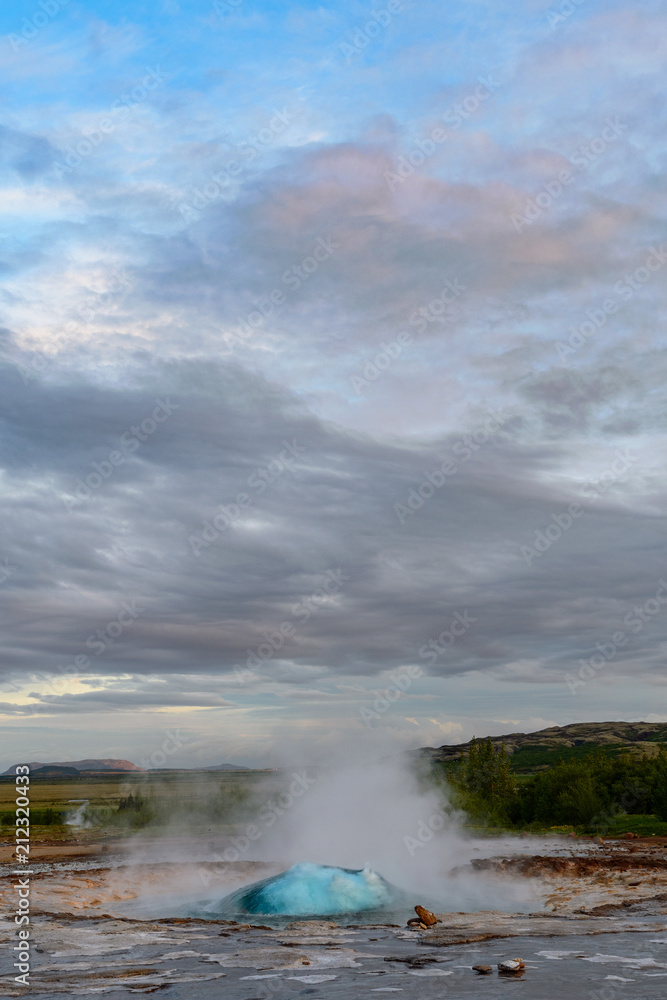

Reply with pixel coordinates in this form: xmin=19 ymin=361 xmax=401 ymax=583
xmin=219 ymin=862 xmax=405 ymax=917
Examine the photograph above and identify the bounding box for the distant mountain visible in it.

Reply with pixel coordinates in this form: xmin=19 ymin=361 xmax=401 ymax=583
xmin=2 ymin=758 xmax=145 ymax=775
xmin=416 ymin=721 xmax=667 ymax=774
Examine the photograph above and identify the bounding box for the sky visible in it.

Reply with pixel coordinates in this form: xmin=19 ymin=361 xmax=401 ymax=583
xmin=0 ymin=0 xmax=666 ymax=770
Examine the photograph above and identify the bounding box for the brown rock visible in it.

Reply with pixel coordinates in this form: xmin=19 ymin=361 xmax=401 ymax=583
xmin=472 ymin=964 xmax=493 ymax=974
xmin=414 ymin=905 xmax=438 ymax=926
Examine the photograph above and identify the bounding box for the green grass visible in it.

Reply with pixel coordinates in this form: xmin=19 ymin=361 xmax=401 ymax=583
xmin=595 ymin=813 xmax=667 ymax=837
xmin=644 ymin=728 xmax=667 ymax=742
xmin=0 ymin=808 xmax=66 ymax=825
xmin=501 ymin=814 xmax=667 ymax=837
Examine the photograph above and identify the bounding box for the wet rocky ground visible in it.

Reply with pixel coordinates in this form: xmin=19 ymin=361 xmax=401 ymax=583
xmin=1 ymin=836 xmax=666 ymax=997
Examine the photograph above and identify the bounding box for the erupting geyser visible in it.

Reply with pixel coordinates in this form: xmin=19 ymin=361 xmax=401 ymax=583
xmin=219 ymin=862 xmax=404 ymax=917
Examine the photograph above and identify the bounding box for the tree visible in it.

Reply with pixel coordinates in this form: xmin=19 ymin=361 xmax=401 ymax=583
xmin=450 ymin=737 xmax=516 ymax=823
xmin=653 ymin=746 xmax=667 ymax=821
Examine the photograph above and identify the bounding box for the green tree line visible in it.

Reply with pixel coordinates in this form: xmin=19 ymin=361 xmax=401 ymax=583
xmin=444 ymin=738 xmax=667 ymax=830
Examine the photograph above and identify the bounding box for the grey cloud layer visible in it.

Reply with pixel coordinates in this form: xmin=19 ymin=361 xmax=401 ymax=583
xmin=0 ymin=351 xmax=665 ymax=712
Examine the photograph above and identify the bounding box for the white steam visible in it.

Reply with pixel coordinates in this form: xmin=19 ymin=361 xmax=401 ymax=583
xmin=240 ymin=759 xmax=540 ymax=912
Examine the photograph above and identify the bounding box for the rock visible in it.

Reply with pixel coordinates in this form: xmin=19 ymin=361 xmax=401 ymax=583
xmin=385 ymin=955 xmax=450 ymax=968
xmin=498 ymin=958 xmax=525 ymax=972
xmin=285 ymin=921 xmax=339 ymax=930
xmin=472 ymin=964 xmax=493 ymax=974
xmin=414 ymin=905 xmax=438 ymax=927
xmin=406 ymin=918 xmax=422 ymax=928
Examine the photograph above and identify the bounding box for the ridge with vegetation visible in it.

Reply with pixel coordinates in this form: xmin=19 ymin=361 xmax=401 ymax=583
xmin=422 ymin=723 xmax=667 ymax=834
xmin=416 ymin=721 xmax=667 ymax=774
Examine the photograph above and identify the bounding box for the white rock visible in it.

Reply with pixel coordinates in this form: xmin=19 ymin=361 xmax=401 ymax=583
xmin=498 ymin=958 xmax=525 ymax=972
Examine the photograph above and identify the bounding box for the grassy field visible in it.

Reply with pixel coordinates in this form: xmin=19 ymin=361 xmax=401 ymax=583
xmin=0 ymin=770 xmax=281 ymax=842
xmin=596 ymin=813 xmax=667 ymax=837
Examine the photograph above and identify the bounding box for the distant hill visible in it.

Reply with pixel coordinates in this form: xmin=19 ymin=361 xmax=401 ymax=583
xmin=199 ymin=763 xmax=249 ymax=771
xmin=416 ymin=721 xmax=667 ymax=774
xmin=143 ymin=763 xmax=251 ymax=772
xmin=2 ymin=758 xmax=145 ymax=775
xmin=30 ymin=765 xmax=80 ymax=776
xmin=2 ymin=759 xmax=254 ymax=776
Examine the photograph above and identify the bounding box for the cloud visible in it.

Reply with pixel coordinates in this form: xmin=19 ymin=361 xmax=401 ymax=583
xmin=1 ymin=0 xmax=666 ymax=760
xmin=0 ymin=349 xmax=664 ymax=708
